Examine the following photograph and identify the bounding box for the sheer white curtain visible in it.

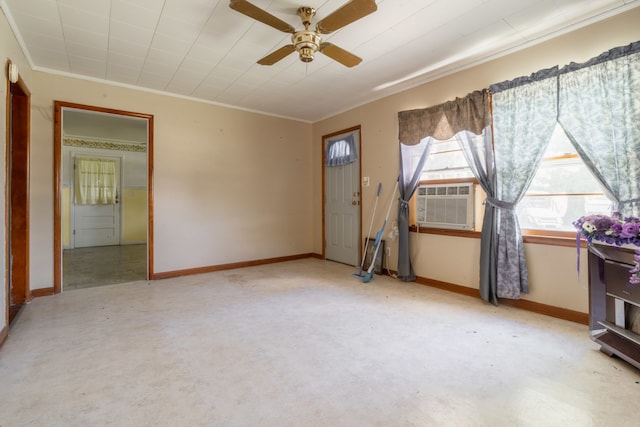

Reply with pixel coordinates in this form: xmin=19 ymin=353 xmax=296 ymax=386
xmin=75 ymin=158 xmax=117 ymax=205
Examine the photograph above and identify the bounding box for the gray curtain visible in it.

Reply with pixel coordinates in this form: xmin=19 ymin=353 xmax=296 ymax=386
xmin=558 ymin=41 xmax=640 ymax=216
xmin=397 ymin=90 xmax=491 ymax=281
xmin=398 ymin=137 xmax=433 ymax=281
xmin=489 ymin=68 xmax=559 ymax=300
xmin=453 ymin=127 xmax=497 ymax=303
xmin=442 ymin=91 xmax=496 ymax=302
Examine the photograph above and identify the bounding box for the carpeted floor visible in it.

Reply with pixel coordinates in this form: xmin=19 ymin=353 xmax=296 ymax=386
xmin=1 ymin=258 xmax=638 ymax=426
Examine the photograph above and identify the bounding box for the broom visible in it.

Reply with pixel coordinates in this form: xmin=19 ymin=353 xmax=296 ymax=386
xmin=354 ymin=182 xmax=382 ymax=278
xmin=363 ymin=177 xmax=399 ymax=283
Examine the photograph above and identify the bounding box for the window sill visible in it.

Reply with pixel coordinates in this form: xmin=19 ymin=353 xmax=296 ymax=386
xmin=409 ymin=225 xmax=481 ymax=239
xmin=522 ymin=232 xmax=586 ymax=248
xmin=409 ymin=226 xmax=586 ymax=248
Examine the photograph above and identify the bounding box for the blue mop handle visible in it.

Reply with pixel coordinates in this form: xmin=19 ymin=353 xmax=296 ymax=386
xmin=376 ymin=182 xmax=382 ymax=197
xmin=372 ymin=219 xmax=386 ymax=247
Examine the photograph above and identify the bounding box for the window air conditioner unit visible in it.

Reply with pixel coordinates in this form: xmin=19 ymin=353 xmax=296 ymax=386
xmin=415 ymin=183 xmax=474 ymax=230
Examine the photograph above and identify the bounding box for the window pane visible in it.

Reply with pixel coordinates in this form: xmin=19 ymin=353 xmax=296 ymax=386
xmin=527 ymin=157 xmax=605 ymax=194
xmin=518 ymin=124 xmax=613 ymax=231
xmin=517 ymin=194 xmax=612 ymax=231
xmin=430 ymin=139 xmax=460 ymax=154
xmin=422 ymin=137 xmax=474 ymax=180
xmin=544 ymin=126 xmax=576 ymax=157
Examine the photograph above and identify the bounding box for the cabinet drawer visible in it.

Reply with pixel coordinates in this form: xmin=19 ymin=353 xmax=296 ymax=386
xmin=605 ymin=260 xmax=640 ymax=304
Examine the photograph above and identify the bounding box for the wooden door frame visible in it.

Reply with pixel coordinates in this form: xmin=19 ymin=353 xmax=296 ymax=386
xmin=5 ymin=66 xmax=31 ymax=312
xmin=53 ymin=101 xmax=154 ymax=293
xmin=321 ymin=125 xmax=362 ymax=260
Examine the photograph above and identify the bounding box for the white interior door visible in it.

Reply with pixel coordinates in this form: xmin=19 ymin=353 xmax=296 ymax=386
xmin=73 ymin=156 xmax=121 ymax=248
xmin=325 ymin=130 xmax=360 ymax=266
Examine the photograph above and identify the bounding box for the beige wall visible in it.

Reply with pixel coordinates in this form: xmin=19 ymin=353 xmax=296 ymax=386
xmin=122 ymin=188 xmax=147 ymax=243
xmin=312 ymin=8 xmax=640 ymax=313
xmin=28 ymin=73 xmax=313 ymax=288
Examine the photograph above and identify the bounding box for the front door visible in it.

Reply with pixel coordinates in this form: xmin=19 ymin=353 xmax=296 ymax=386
xmin=324 ymin=129 xmax=361 ymax=266
xmin=73 ymin=156 xmax=121 ymax=248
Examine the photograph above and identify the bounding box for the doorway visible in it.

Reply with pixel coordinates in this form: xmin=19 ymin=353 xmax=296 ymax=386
xmin=322 ymin=126 xmax=361 ymax=266
xmin=6 ymin=68 xmax=30 ymax=324
xmin=53 ymin=102 xmax=154 ymax=293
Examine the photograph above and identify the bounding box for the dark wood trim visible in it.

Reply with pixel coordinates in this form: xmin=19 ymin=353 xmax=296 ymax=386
xmin=151 ymin=253 xmax=315 ymax=280
xmin=498 ymin=297 xmax=589 ymax=325
xmin=409 ymin=225 xmax=481 ymax=239
xmin=522 ymin=234 xmax=586 ymax=248
xmin=310 ymin=253 xmax=323 ymax=259
xmin=415 ymin=276 xmax=481 ymax=298
xmin=409 ymin=226 xmax=587 ymax=248
xmin=31 ymin=287 xmax=54 ymax=298
xmin=419 ymin=177 xmax=479 ymax=186
xmin=53 ymin=103 xmax=62 ymax=293
xmin=321 ymin=125 xmax=362 ymax=260
xmin=53 ymin=101 xmax=154 ymax=292
xmin=147 ymin=116 xmax=155 ymax=278
xmin=0 ymin=325 xmax=7 ymax=350
xmin=4 ymin=62 xmax=9 ymax=329
xmin=414 ymin=275 xmax=588 ymax=325
xmin=6 ymin=70 xmax=31 ymax=310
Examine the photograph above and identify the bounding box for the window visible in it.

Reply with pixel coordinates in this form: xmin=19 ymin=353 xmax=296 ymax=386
xmin=517 ymin=124 xmax=613 ymax=232
xmin=420 ymin=137 xmax=475 ymax=181
xmin=412 ymin=136 xmax=481 ymax=231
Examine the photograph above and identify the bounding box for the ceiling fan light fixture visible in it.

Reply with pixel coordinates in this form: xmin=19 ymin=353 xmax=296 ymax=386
xmin=292 ymin=30 xmax=321 ymax=63
xmin=230 ymin=0 xmax=377 ymax=67
xmin=298 ymin=47 xmax=315 ymax=62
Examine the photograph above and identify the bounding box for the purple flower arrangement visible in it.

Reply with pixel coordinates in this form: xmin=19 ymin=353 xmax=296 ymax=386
xmin=573 ymin=212 xmax=640 ymax=284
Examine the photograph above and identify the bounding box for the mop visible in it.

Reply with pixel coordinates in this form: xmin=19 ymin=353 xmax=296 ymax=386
xmin=353 ymin=182 xmax=382 ymax=278
xmin=363 ymin=177 xmax=399 ymax=283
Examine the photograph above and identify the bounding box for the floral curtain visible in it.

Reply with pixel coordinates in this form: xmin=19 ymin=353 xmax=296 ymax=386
xmin=489 ymin=68 xmax=558 ymax=301
xmin=397 ymin=90 xmax=491 ymax=281
xmin=558 ymin=41 xmax=640 ymax=217
xmin=75 ymin=157 xmax=117 ymax=205
xmin=325 ymin=134 xmax=357 ymax=167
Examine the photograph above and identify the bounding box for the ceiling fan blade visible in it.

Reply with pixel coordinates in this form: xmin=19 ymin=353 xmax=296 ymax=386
xmin=229 ymin=0 xmax=295 ymax=33
xmin=319 ymin=43 xmax=362 ymax=67
xmin=257 ymin=45 xmax=296 ymax=65
xmin=316 ymin=0 xmax=377 ymax=34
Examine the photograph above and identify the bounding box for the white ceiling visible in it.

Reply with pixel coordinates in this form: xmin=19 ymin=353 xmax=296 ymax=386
xmin=2 ymin=0 xmax=639 ymax=123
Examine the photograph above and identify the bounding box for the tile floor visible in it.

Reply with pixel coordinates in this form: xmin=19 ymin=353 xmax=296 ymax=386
xmin=62 ymin=244 xmax=147 ymax=290
xmin=1 ymin=259 xmax=639 ymax=426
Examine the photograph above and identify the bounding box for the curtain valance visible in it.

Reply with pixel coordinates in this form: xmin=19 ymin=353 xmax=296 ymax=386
xmin=398 ymin=90 xmax=490 ymax=145
xmin=559 ymin=40 xmax=640 ymax=74
xmin=490 ymin=66 xmax=559 ymax=93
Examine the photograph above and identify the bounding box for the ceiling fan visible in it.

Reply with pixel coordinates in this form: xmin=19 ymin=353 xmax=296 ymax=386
xmin=229 ymin=0 xmax=377 ymax=67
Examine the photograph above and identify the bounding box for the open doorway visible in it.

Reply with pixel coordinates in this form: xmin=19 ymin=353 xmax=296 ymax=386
xmin=53 ymin=102 xmax=154 ymax=292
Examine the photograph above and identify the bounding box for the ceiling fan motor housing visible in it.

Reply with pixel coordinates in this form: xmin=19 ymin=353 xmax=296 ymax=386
xmin=292 ymin=30 xmax=322 ymax=62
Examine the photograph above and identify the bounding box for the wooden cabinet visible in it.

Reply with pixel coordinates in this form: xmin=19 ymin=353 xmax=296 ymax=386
xmin=588 ymin=243 xmax=640 ymax=370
